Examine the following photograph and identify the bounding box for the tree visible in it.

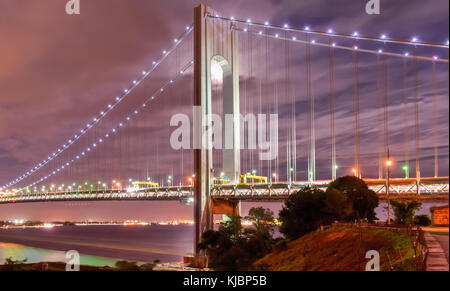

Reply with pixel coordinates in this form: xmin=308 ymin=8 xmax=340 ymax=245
xmin=279 ymin=187 xmax=332 ymax=240
xmin=198 ymin=210 xmax=276 ymax=270
xmin=219 ymin=215 xmax=242 ymax=243
xmin=328 ymin=176 xmax=379 ymax=221
xmin=4 ymin=257 xmax=27 ymax=265
xmin=414 ymin=214 xmax=432 ymax=226
xmin=114 ymin=260 xmax=140 ymax=271
xmin=390 ymin=200 xmax=422 ymax=224
xmin=3 ymin=257 xmax=27 ymax=271
xmin=323 ymin=187 xmax=353 ymax=220
xmin=245 ymin=207 xmax=275 ymax=237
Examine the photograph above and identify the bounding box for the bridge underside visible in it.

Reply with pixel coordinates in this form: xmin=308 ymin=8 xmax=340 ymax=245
xmin=1 ymin=178 xmax=448 ymax=204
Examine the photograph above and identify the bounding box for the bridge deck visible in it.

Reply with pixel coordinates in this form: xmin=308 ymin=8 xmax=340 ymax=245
xmin=0 ymin=178 xmax=448 ymax=204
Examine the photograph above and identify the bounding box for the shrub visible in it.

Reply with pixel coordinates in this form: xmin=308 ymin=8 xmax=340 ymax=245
xmin=413 ymin=214 xmax=432 ymax=226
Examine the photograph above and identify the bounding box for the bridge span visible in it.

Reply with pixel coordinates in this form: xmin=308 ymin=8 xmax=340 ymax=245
xmin=1 ymin=177 xmax=447 ymax=204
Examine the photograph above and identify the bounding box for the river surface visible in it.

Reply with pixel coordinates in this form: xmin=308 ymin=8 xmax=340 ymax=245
xmin=0 ymin=225 xmax=193 ymax=266
xmin=0 ymin=202 xmax=446 ymax=266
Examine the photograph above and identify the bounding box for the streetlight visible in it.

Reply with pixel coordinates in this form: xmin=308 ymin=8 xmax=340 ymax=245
xmin=386 ymin=149 xmax=392 ymax=225
xmin=272 ymin=173 xmax=277 ymax=183
xmin=352 ymin=168 xmax=357 ymax=177
xmin=402 ymin=165 xmax=409 ymax=179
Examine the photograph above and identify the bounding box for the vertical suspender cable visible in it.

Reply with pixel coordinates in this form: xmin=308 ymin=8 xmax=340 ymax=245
xmin=403 ymin=58 xmax=410 ymax=178
xmin=413 ymin=47 xmax=421 ymax=193
xmin=383 ymin=54 xmax=389 ymax=171
xmin=306 ymin=33 xmax=315 ymax=183
xmin=376 ymin=54 xmax=383 ymax=179
xmin=329 ymin=38 xmax=336 ymax=180
xmin=353 ymin=50 xmax=360 ymax=178
xmin=432 ymin=60 xmax=438 ymax=177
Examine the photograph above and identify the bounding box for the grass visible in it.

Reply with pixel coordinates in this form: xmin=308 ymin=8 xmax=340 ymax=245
xmin=254 ymin=225 xmax=424 ymax=271
xmin=430 ymin=231 xmax=449 ymax=236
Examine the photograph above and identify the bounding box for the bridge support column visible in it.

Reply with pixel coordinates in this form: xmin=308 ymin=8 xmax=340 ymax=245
xmin=212 ymin=199 xmax=241 ymax=217
xmin=193 ymin=4 xmax=240 ymax=255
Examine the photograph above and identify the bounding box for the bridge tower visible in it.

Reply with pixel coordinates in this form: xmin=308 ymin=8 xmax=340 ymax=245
xmin=193 ymin=4 xmax=240 ymax=254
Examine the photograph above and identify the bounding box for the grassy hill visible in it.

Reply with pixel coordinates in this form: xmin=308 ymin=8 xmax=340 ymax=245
xmin=255 ymin=225 xmax=424 ymax=271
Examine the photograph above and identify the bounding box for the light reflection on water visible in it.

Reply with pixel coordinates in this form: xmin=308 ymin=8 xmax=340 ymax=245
xmin=0 ymin=242 xmax=118 ymax=267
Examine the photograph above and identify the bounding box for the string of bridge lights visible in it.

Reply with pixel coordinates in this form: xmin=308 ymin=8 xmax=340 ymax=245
xmin=234 ymin=27 xmax=448 ymax=63
xmin=17 ymin=60 xmax=194 ymax=192
xmin=209 ymin=14 xmax=449 ymax=62
xmin=1 ymin=25 xmax=194 ymax=191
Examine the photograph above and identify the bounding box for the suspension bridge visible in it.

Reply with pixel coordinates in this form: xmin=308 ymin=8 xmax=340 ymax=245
xmin=0 ymin=5 xmax=448 ymax=252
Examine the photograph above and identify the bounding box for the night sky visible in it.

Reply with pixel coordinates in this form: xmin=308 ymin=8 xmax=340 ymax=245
xmin=0 ymin=0 xmax=448 ymax=221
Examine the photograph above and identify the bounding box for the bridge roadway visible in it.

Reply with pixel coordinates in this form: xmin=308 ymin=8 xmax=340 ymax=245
xmin=0 ymin=177 xmax=448 ymax=204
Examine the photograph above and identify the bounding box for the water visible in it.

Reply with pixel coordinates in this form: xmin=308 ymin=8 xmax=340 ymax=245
xmin=0 ymin=225 xmax=193 ymax=266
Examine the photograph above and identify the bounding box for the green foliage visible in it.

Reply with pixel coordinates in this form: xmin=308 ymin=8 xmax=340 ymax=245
xmin=198 ymin=210 xmax=276 ymax=270
xmin=3 ymin=257 xmax=28 ymax=271
xmin=219 ymin=215 xmax=242 ymax=243
xmin=279 ymin=187 xmax=332 ymax=240
xmin=323 ymin=187 xmax=353 ymax=219
xmin=114 ymin=260 xmax=140 ymax=271
xmin=279 ymin=177 xmax=379 ymax=241
xmin=244 ymin=207 xmax=275 ymax=237
xmin=328 ymin=176 xmax=379 ymax=221
xmin=138 ymin=263 xmax=156 ymax=271
xmin=390 ymin=200 xmax=422 ymax=224
xmin=413 ymin=214 xmax=432 ymax=226
xmin=4 ymin=257 xmax=27 ymax=265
